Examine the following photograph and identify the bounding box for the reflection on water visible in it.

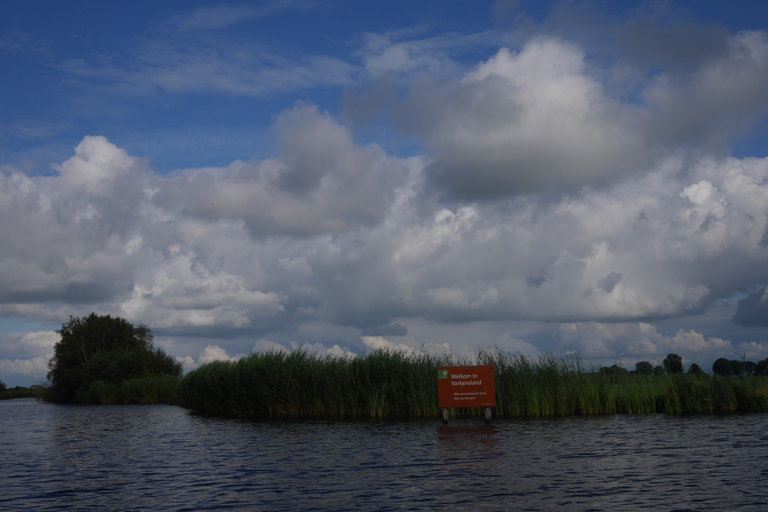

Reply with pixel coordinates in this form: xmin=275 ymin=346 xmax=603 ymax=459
xmin=1 ymin=398 xmax=767 ymax=511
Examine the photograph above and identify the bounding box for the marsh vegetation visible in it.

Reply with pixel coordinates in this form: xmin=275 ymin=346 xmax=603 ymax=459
xmin=177 ymin=348 xmax=768 ymax=419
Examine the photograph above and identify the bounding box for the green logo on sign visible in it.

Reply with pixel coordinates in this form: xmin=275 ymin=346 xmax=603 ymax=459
xmin=437 ymin=369 xmax=449 ymax=379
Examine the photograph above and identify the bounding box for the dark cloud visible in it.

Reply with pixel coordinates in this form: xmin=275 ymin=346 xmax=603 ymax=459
xmin=598 ymin=273 xmax=622 ymax=294
xmin=360 ymin=323 xmax=408 ymax=337
xmin=733 ymin=288 xmax=768 ymax=326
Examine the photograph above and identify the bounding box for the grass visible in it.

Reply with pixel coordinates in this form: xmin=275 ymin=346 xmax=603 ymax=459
xmin=176 ymin=348 xmax=768 ymax=419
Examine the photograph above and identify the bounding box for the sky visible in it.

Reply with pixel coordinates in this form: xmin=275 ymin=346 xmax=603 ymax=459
xmin=2 ymin=0 xmax=768 ymax=386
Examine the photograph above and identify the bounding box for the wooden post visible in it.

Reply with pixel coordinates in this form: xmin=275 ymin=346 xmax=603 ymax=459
xmin=442 ymin=408 xmax=449 ymax=424
xmin=484 ymin=407 xmax=492 ymax=424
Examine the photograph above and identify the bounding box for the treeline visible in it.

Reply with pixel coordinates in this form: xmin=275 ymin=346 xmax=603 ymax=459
xmin=0 ymin=381 xmax=45 ymax=400
xmin=600 ymin=353 xmax=768 ymax=377
xmin=177 ymin=348 xmax=768 ymax=419
xmin=712 ymin=358 xmax=768 ymax=377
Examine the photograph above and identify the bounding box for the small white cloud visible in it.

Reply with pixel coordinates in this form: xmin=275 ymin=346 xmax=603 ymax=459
xmin=176 ymin=355 xmax=197 ymax=373
xmin=55 ymin=136 xmax=143 ymax=197
xmin=198 ymin=345 xmax=234 ymax=364
xmin=361 ymin=335 xmax=416 ymax=355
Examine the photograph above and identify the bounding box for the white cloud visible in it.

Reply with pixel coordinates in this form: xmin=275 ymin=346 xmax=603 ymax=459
xmin=176 ymin=355 xmax=197 ymax=373
xmin=397 ymin=40 xmax=649 ymax=199
xmin=361 ymin=335 xmax=416 ymax=355
xmin=55 ymin=136 xmax=145 ymax=197
xmin=0 ymin=356 xmax=50 ymax=377
xmin=198 ymin=344 xmax=236 ymax=364
xmin=4 ymin=15 xmax=768 ymax=385
xmin=19 ymin=330 xmax=58 ymax=354
xmin=557 ymin=321 xmax=736 ymax=365
xmin=155 ymin=104 xmax=410 ymax=237
xmin=119 ymin=244 xmax=284 ymax=330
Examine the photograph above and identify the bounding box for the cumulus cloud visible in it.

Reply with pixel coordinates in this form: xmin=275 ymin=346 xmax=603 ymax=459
xmin=198 ymin=345 xmax=240 ymax=365
xmin=346 ymin=30 xmax=768 ymax=201
xmin=410 ymin=41 xmax=649 ymax=199
xmin=558 ymin=321 xmax=732 ymax=364
xmin=119 ymin=244 xmax=284 ymax=332
xmin=155 ymin=104 xmax=410 ymax=237
xmin=4 ymin=12 xmax=768 ymax=385
xmin=0 ymin=356 xmax=50 ymax=377
xmin=55 ymin=135 xmax=146 ymax=198
xmin=3 ymin=109 xmax=768 ymax=375
xmin=361 ymin=335 xmax=416 ymax=354
xmin=0 ymin=331 xmax=58 ymax=379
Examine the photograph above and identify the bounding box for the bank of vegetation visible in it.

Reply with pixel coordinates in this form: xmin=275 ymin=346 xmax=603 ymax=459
xmin=177 ymin=348 xmax=768 ymax=419
xmin=0 ymin=382 xmax=45 ymax=400
xmin=43 ymin=313 xmax=182 ymax=404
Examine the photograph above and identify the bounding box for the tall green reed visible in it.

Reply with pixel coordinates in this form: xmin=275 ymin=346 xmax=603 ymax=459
xmin=176 ymin=347 xmax=768 ymax=419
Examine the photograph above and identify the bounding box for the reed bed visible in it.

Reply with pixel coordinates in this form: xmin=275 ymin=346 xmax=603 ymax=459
xmin=176 ymin=348 xmax=768 ymax=419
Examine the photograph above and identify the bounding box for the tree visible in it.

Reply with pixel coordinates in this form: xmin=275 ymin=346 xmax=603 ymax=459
xmin=601 ymin=364 xmax=628 ymax=376
xmin=756 ymin=359 xmax=768 ymax=376
xmin=635 ymin=361 xmax=653 ymax=375
xmin=729 ymin=360 xmax=746 ymax=376
xmin=713 ymin=358 xmax=731 ymax=376
xmin=663 ymin=353 xmax=683 ymax=374
xmin=687 ymin=363 xmax=702 ymax=375
xmin=46 ymin=313 xmax=182 ymax=403
xmin=0 ymin=379 xmax=6 ymax=392
xmin=652 ymin=365 xmax=666 ymax=376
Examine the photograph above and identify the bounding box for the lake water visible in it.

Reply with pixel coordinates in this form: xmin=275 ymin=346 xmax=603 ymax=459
xmin=1 ymin=398 xmax=767 ymax=511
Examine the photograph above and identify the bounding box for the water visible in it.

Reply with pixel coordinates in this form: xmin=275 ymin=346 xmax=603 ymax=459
xmin=2 ymin=399 xmax=767 ymax=511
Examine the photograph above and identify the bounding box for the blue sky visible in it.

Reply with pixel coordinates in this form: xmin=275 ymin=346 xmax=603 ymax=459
xmin=2 ymin=0 xmax=768 ymax=386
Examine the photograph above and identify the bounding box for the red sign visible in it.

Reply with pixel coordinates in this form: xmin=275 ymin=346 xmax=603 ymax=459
xmin=437 ymin=365 xmax=496 ymax=408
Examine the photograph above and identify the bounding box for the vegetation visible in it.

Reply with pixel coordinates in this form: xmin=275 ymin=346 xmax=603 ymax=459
xmin=0 ymin=383 xmax=45 ymax=400
xmin=713 ymin=357 xmax=768 ymax=377
xmin=663 ymin=353 xmax=684 ymax=374
xmin=44 ymin=313 xmax=182 ymax=403
xmin=177 ymin=348 xmax=768 ymax=419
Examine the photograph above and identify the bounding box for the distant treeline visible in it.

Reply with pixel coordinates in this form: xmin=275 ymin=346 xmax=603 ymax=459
xmin=0 ymin=382 xmax=45 ymax=400
xmin=177 ymin=349 xmax=768 ymax=419
xmin=604 ymin=353 xmax=768 ymax=378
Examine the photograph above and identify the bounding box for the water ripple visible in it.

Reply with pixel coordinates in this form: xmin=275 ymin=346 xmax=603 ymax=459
xmin=2 ymin=399 xmax=768 ymax=511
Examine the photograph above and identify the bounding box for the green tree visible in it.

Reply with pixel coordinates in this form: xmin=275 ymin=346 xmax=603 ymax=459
xmin=45 ymin=313 xmax=182 ymax=403
xmin=601 ymin=364 xmax=628 ymax=376
xmin=663 ymin=353 xmax=683 ymax=374
xmin=687 ymin=363 xmax=702 ymax=375
xmin=729 ymin=359 xmax=745 ymax=377
xmin=0 ymin=379 xmax=6 ymax=392
xmin=635 ymin=361 xmax=653 ymax=375
xmin=713 ymin=358 xmax=731 ymax=376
